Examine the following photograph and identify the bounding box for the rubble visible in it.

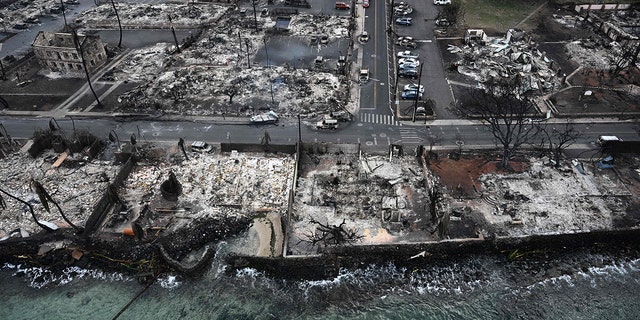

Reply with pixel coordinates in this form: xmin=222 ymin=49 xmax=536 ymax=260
xmin=0 ymin=149 xmax=118 ymax=236
xmin=290 ymin=152 xmax=435 ymax=254
xmin=112 ymin=148 xmax=296 ymax=234
xmin=450 ymin=29 xmax=561 ymax=91
xmin=77 ymin=3 xmax=229 ymax=28
xmin=87 ymin=5 xmax=352 ymax=118
xmin=450 ymin=157 xmax=635 ymax=238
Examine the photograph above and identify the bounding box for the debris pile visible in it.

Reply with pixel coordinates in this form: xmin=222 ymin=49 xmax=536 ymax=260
xmin=288 ymin=13 xmax=350 ymax=39
xmin=449 ymin=29 xmax=560 ymax=91
xmin=97 ymin=6 xmax=351 ymax=117
xmin=291 ymin=153 xmax=434 ymax=253
xmin=115 ymin=55 xmax=346 ymax=117
xmin=0 ymin=150 xmax=118 ymax=236
xmin=116 ymin=150 xmax=296 ymax=233
xmin=564 ymin=40 xmax=614 ymax=70
xmin=473 ymin=158 xmax=632 ymax=237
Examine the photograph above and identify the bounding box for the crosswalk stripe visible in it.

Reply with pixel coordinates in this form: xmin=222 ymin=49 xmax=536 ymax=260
xmin=358 ymin=113 xmax=400 ymax=126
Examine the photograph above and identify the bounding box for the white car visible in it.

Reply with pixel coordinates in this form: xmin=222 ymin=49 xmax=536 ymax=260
xmin=398 ymin=57 xmax=420 ymax=66
xmin=397 ymin=51 xmax=419 ymax=59
xmin=434 ymin=0 xmax=451 ymax=4
xmin=403 ymin=83 xmax=425 ymax=93
xmin=398 ymin=62 xmax=419 ymax=69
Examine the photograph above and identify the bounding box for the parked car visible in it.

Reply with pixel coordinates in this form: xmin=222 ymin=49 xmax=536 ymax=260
xmin=49 ymin=6 xmax=63 ymax=14
xmin=13 ymin=23 xmax=28 ymax=30
xmin=394 ymin=7 xmax=413 ymax=15
xmin=399 ymin=69 xmax=418 ymax=78
xmin=359 ymin=69 xmax=369 ymax=83
xmin=403 ymin=83 xmax=425 ymax=93
xmin=359 ymin=31 xmax=369 ymax=43
xmin=397 ymin=51 xmax=419 ymax=59
xmin=63 ymin=0 xmax=79 ymax=5
xmin=24 ymin=17 xmax=40 ymax=24
xmin=363 ymin=0 xmax=370 ymax=8
xmin=398 ymin=57 xmax=420 ymax=66
xmin=434 ymin=0 xmax=451 ymax=4
xmin=393 ymin=1 xmax=408 ymax=7
xmin=337 ymin=56 xmax=347 ymax=69
xmin=335 ymin=2 xmax=350 ymax=10
xmin=330 ymin=111 xmax=353 ymax=122
xmin=320 ymin=34 xmax=329 ymax=44
xmin=435 ymin=18 xmax=451 ymax=27
xmin=397 ymin=37 xmax=417 ymax=48
xmin=401 ymin=90 xmax=422 ymax=100
xmin=395 ymin=17 xmax=412 ymax=26
xmin=399 ymin=62 xmax=419 ymax=69
xmin=191 ymin=141 xmax=213 ymax=153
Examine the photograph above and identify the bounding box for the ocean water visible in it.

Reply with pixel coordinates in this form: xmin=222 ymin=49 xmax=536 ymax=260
xmin=1 ymin=243 xmax=639 ymax=320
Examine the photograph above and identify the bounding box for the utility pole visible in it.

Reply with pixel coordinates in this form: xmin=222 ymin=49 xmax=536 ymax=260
xmin=245 ymin=38 xmax=250 ymax=68
xmin=297 ymin=114 xmax=302 ymax=142
xmin=0 ymin=59 xmax=5 ymax=80
xmin=412 ymin=64 xmax=424 ymax=122
xmin=263 ymin=38 xmax=270 ymax=68
xmin=168 ymin=14 xmax=181 ymax=53
xmin=251 ymin=0 xmax=258 ymax=30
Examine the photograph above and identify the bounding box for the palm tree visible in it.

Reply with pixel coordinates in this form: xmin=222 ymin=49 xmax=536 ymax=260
xmin=31 ymin=180 xmax=82 ymax=233
xmin=0 ymin=186 xmax=55 ymax=232
xmin=110 ymin=0 xmax=123 ymax=48
xmin=178 ymin=138 xmax=189 ymax=161
xmin=70 ymin=27 xmax=103 ymax=108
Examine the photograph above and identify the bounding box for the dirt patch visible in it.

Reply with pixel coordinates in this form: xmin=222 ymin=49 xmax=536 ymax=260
xmin=428 ymin=155 xmax=528 ymax=198
xmin=550 ymin=86 xmax=640 ymax=116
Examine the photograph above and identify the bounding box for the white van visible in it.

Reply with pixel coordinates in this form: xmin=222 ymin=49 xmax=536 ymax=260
xmin=316 ymin=118 xmax=339 ymax=130
xmin=596 ymin=136 xmax=622 ymax=146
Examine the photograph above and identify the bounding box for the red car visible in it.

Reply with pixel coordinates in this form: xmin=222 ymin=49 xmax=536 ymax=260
xmin=363 ymin=0 xmax=370 ymax=8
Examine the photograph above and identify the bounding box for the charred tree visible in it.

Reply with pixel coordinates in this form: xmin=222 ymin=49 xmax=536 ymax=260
xmin=541 ymin=122 xmax=581 ymax=168
xmin=459 ymin=77 xmax=539 ymax=169
xmin=611 ymin=39 xmax=640 ymax=77
xmin=304 ymin=219 xmax=362 ymax=246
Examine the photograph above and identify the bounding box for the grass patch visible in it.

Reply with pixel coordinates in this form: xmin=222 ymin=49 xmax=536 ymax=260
xmin=461 ymin=0 xmax=546 ymax=32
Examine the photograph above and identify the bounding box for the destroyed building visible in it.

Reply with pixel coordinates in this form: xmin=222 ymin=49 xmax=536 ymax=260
xmin=0 ymin=130 xmax=639 ymax=278
xmin=32 ymin=31 xmax=107 ymax=74
xmin=449 ymin=29 xmax=561 ymax=93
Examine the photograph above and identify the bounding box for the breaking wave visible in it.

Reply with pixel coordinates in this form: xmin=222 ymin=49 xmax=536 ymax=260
xmin=2 ymin=263 xmax=132 ymax=289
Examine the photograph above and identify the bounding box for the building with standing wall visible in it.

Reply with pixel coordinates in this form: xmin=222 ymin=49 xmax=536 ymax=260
xmin=32 ymin=31 xmax=107 ymax=74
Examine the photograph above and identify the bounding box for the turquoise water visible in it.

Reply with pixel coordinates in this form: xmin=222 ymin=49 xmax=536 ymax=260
xmin=1 ymin=246 xmax=639 ymax=320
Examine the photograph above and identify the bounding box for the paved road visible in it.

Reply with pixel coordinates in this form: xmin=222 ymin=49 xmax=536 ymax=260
xmin=358 ymin=0 xmax=392 ymax=117
xmin=1 ymin=117 xmax=637 ymax=153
